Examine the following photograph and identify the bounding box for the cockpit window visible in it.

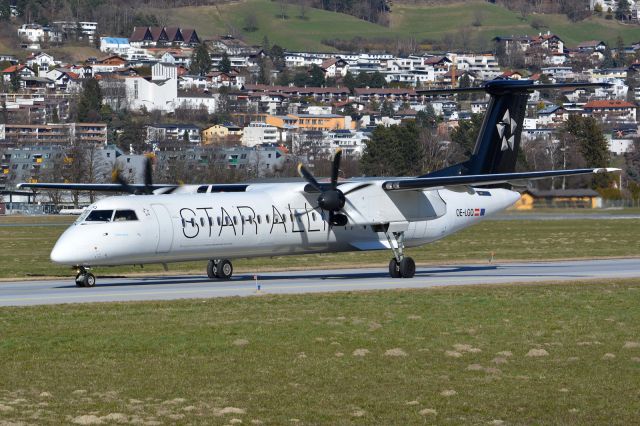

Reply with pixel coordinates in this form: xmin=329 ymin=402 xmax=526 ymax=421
xmin=113 ymin=210 xmax=138 ymax=221
xmin=85 ymin=210 xmax=114 ymax=222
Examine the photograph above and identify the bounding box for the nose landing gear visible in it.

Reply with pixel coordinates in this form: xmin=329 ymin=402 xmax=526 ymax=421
xmin=207 ymin=259 xmax=233 ymax=280
xmin=75 ymin=267 xmax=96 ymax=287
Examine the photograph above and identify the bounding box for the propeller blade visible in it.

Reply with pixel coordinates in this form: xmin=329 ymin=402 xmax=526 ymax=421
xmin=111 ymin=168 xmax=135 ymax=194
xmin=297 ymin=163 xmax=322 ymax=192
xmin=342 ymin=182 xmax=371 ymax=196
xmin=330 ymin=148 xmax=342 ymax=189
xmin=143 ymin=155 xmax=154 ymax=194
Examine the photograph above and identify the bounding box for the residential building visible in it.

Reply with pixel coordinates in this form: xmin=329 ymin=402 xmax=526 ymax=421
xmin=146 ymin=124 xmax=201 ymax=144
xmin=100 ymin=37 xmax=131 ymax=55
xmin=0 ymin=123 xmax=107 ymax=145
xmin=202 ymin=124 xmax=243 ymax=145
xmin=582 ymin=99 xmax=637 ymax=123
xmin=52 ymin=21 xmax=98 ymax=43
xmin=129 ymin=27 xmax=200 ymax=48
xmin=242 ymin=122 xmax=279 ymax=147
xmin=17 ymin=24 xmax=63 ymax=45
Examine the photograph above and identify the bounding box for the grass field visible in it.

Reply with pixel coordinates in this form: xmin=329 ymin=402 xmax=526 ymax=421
xmin=0 ymin=279 xmax=639 ymax=423
xmin=0 ymin=214 xmax=638 ymax=279
xmin=143 ymin=0 xmax=640 ymax=51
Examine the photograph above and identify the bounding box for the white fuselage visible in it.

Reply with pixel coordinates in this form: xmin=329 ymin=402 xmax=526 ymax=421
xmin=50 ymin=182 xmax=520 ymax=267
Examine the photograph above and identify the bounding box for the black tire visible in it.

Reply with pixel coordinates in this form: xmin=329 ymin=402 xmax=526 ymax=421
xmin=83 ymin=273 xmax=96 ymax=287
xmin=216 ymin=259 xmax=233 ymax=280
xmin=207 ymin=260 xmax=216 ymax=279
xmin=75 ymin=273 xmax=85 ymax=287
xmin=399 ymin=257 xmax=416 ymax=278
xmin=389 ymin=258 xmax=401 ymax=278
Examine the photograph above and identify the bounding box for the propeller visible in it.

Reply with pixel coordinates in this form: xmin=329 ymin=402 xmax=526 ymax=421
xmin=112 ymin=154 xmax=155 ymax=195
xmin=297 ymin=149 xmax=369 ymax=227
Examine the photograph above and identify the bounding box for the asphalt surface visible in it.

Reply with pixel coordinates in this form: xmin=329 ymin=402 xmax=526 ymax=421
xmin=0 ymin=258 xmax=638 ymax=306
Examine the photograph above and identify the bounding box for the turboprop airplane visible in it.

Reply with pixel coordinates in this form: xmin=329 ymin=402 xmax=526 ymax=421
xmin=19 ymin=79 xmax=619 ymax=287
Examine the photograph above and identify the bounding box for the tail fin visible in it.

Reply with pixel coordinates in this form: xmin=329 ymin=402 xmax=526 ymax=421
xmin=419 ymin=80 xmax=606 ymax=178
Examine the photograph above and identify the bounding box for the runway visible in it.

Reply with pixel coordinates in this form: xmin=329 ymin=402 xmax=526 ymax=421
xmin=0 ymin=258 xmax=639 ymax=307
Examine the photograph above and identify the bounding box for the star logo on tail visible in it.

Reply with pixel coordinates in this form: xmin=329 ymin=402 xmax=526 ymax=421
xmin=496 ymin=109 xmax=517 ymax=151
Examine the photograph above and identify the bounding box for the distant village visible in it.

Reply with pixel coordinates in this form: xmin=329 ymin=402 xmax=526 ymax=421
xmin=1 ymin=0 xmax=640 ymax=212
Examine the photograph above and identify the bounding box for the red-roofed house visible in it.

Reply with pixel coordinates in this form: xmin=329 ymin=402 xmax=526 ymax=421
xmin=320 ymin=58 xmax=349 ymax=78
xmin=583 ymin=100 xmax=637 ymax=123
xmin=2 ymin=64 xmax=36 ymax=86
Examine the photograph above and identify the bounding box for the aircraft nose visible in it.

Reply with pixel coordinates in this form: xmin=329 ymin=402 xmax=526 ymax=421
xmin=50 ymin=229 xmax=78 ymax=265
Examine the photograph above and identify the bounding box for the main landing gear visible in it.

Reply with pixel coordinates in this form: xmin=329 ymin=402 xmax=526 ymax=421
xmin=383 ymin=228 xmax=416 ymax=279
xmin=74 ymin=267 xmax=96 ymax=287
xmin=207 ymin=259 xmax=233 ymax=280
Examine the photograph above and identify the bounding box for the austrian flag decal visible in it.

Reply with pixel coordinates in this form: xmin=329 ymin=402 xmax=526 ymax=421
xmin=474 ymin=208 xmax=486 ymax=217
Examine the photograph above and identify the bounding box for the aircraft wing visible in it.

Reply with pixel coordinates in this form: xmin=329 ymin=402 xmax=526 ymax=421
xmin=382 ymin=168 xmax=620 ymax=191
xmin=16 ymin=183 xmax=177 ymax=192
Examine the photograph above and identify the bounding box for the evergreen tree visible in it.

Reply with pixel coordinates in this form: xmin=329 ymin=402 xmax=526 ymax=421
xmin=616 ymin=0 xmax=630 ymax=20
xmin=369 ymin=71 xmax=386 ymax=88
xmin=0 ymin=0 xmax=10 ymax=20
xmin=269 ymin=44 xmax=285 ymax=70
xmin=450 ymin=113 xmax=484 ymax=158
xmin=416 ymin=104 xmax=437 ymax=129
xmin=10 ymin=71 xmax=19 ymax=92
xmin=308 ymin=65 xmax=325 ymax=87
xmin=262 ymin=35 xmax=270 ymax=52
xmin=219 ymin=52 xmax=232 ymax=73
xmin=380 ymin=100 xmax=394 ymax=117
xmin=615 ymin=35 xmax=626 ymax=67
xmin=562 ymin=115 xmax=611 ymax=188
xmin=77 ymin=78 xmax=103 ymax=123
xmin=276 ymin=68 xmax=291 ymax=86
xmin=190 ymin=43 xmax=212 ymax=76
xmin=257 ymin=56 xmax=271 ymax=84
xmin=343 ymin=71 xmax=356 ymax=92
xmin=360 ymin=121 xmax=424 ymax=176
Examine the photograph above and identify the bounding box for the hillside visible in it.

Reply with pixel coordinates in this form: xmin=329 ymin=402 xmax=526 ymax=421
xmin=142 ymin=0 xmax=640 ymax=51
xmin=2 ymin=0 xmax=640 ymax=56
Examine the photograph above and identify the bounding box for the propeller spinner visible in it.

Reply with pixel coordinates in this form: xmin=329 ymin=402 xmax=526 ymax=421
xmin=298 ymin=149 xmax=366 ymax=227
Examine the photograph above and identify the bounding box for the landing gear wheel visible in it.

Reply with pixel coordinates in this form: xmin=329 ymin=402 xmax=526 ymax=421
xmin=389 ymin=258 xmax=401 ymax=278
xmin=215 ymin=259 xmax=233 ymax=280
xmin=207 ymin=260 xmax=216 ymax=279
xmin=82 ymin=273 xmax=96 ymax=287
xmin=75 ymin=273 xmax=84 ymax=287
xmin=399 ymin=257 xmax=416 ymax=278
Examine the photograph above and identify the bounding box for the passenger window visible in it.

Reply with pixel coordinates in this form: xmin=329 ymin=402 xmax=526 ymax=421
xmin=257 ymin=215 xmax=262 ymax=224
xmin=197 ymin=185 xmax=208 ymax=193
xmin=312 ymin=212 xmax=316 ymax=221
xmin=290 ymin=213 xmax=294 ymax=222
xmin=86 ymin=210 xmax=113 ymax=222
xmin=233 ymin=216 xmax=238 ymax=225
xmin=282 ymin=214 xmax=286 ymax=223
xmin=266 ymin=215 xmax=270 ymax=223
xmin=208 ymin=217 xmax=213 ymax=226
xmin=217 ymin=217 xmax=221 ymax=226
xmin=200 ymin=217 xmax=205 ymax=226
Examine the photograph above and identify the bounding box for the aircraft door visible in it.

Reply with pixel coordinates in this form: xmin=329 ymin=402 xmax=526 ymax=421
xmin=151 ymin=204 xmax=174 ymax=253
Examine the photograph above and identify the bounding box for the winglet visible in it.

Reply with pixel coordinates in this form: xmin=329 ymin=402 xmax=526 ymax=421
xmin=595 ymin=167 xmax=622 ymax=173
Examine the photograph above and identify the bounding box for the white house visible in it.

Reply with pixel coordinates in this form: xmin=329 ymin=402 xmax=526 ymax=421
xmin=100 ymin=37 xmax=131 ymax=55
xmin=124 ymin=76 xmax=178 ymax=113
xmin=25 ymin=52 xmax=56 ymax=71
xmin=242 ymin=122 xmax=279 ymax=147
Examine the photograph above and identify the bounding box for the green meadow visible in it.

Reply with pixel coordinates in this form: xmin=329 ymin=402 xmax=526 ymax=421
xmin=144 ymin=0 xmax=640 ymax=51
xmin=0 ymin=279 xmax=639 ymax=423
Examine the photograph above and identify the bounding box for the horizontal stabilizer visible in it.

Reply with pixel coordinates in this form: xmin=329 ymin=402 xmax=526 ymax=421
xmin=382 ymin=168 xmax=620 ymax=191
